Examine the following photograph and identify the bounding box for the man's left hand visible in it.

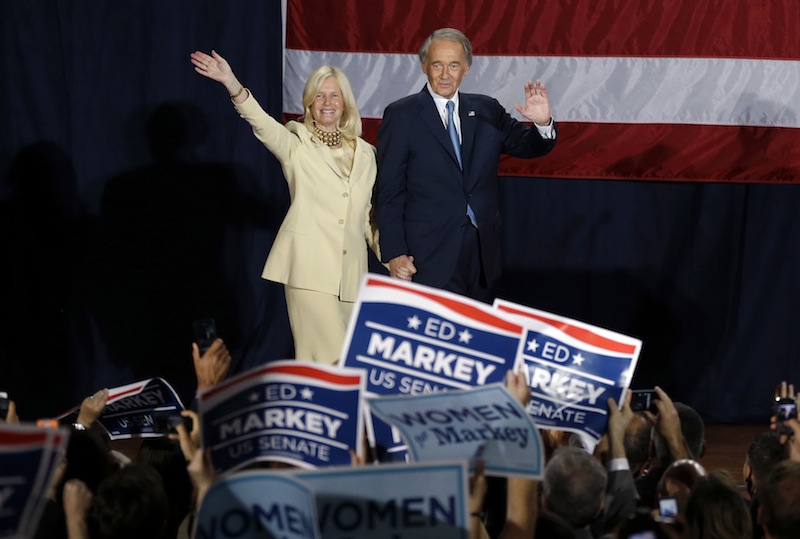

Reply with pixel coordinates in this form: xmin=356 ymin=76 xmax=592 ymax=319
xmin=513 ymin=80 xmax=551 ymax=126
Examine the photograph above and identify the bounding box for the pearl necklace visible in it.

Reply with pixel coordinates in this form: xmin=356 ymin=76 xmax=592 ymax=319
xmin=313 ymin=125 xmax=342 ymax=147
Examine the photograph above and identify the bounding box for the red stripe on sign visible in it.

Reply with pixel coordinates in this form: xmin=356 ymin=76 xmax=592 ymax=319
xmin=357 ymin=119 xmax=800 ymax=183
xmin=201 ymin=363 xmax=361 ymax=401
xmin=366 ymin=277 xmax=523 ymax=334
xmin=498 ymin=304 xmax=637 ymax=355
xmin=266 ymin=364 xmax=363 ymax=386
xmin=287 ymin=0 xmax=800 ymax=60
xmin=0 ymin=430 xmax=49 ymax=445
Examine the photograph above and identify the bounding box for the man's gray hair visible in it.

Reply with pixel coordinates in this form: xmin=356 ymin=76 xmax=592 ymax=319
xmin=418 ymin=28 xmax=473 ymax=67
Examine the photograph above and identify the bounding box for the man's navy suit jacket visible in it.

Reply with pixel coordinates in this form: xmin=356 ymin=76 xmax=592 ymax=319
xmin=375 ymin=88 xmax=557 ymax=288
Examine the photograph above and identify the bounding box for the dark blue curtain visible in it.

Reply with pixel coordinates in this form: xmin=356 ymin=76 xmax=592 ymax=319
xmin=2 ymin=1 xmax=797 ymax=423
xmin=1 ymin=0 xmax=291 ymax=417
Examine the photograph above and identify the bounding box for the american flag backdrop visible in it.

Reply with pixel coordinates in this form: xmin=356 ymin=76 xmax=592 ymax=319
xmin=283 ymin=0 xmax=800 ymax=183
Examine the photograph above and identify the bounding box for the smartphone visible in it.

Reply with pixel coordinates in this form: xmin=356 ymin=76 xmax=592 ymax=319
xmin=152 ymin=412 xmax=192 ymax=434
xmin=630 ymin=389 xmax=658 ymax=413
xmin=193 ymin=318 xmax=217 ymax=354
xmin=775 ymin=397 xmax=798 ymax=421
xmin=658 ymin=497 xmax=678 ymax=517
xmin=0 ymin=391 xmax=9 ymax=418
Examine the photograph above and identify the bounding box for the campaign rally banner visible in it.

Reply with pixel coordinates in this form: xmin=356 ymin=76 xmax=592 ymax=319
xmin=0 ymin=423 xmax=70 ymax=539
xmin=367 ymin=385 xmax=544 ymax=478
xmin=340 ymin=274 xmax=524 ymax=460
xmin=199 ymin=361 xmax=365 ymax=474
xmin=494 ymin=300 xmax=642 ymax=444
xmin=196 ymin=471 xmax=319 ymax=539
xmin=293 ymin=461 xmax=470 ymax=539
xmin=56 ymin=377 xmax=185 ymax=440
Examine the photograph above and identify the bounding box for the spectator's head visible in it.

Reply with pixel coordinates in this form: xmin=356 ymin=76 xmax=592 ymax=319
xmin=684 ymin=470 xmax=752 ymax=539
xmin=543 ymin=446 xmax=607 ymax=530
xmin=93 ymin=463 xmax=168 ymax=539
xmin=625 ymin=412 xmax=652 ymax=478
xmin=759 ymin=460 xmax=800 ymax=539
xmin=652 ymin=402 xmax=705 ymax=462
xmin=59 ymin=427 xmax=119 ymax=500
xmin=136 ymin=438 xmax=193 ymax=538
xmin=656 ymin=458 xmax=706 ymax=517
xmin=743 ymin=430 xmax=784 ymax=497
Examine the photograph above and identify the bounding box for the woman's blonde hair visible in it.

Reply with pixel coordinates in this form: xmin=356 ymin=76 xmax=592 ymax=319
xmin=301 ymin=65 xmax=361 ymax=140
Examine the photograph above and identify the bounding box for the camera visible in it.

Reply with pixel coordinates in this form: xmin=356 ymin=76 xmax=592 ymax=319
xmin=630 ymin=389 xmax=658 ymax=413
xmin=152 ymin=412 xmax=192 ymax=434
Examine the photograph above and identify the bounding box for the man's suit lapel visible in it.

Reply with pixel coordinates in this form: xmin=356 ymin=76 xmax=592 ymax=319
xmin=416 ymin=90 xmax=462 ymax=172
xmin=460 ymin=93 xmax=477 ymax=179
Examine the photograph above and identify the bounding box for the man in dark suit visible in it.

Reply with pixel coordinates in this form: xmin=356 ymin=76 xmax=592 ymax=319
xmin=375 ymin=27 xmax=557 ymax=301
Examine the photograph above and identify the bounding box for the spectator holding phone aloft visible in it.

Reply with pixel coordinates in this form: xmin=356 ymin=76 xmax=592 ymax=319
xmin=770 ymin=380 xmax=800 ymax=462
xmin=635 ymin=386 xmax=705 ymax=510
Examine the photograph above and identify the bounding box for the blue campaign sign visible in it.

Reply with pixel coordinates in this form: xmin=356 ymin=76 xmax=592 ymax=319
xmin=196 ymin=471 xmax=319 ymax=539
xmin=340 ymin=274 xmax=525 ymax=461
xmin=0 ymin=424 xmax=70 ymax=538
xmin=199 ymin=362 xmax=365 ymax=474
xmin=293 ymin=461 xmax=470 ymax=539
xmin=494 ymin=300 xmax=642 ymax=444
xmin=367 ymin=385 xmax=544 ymax=479
xmin=56 ymin=377 xmax=186 ymax=440
xmin=341 ymin=275 xmax=523 ymax=396
xmin=98 ymin=377 xmax=186 ymax=440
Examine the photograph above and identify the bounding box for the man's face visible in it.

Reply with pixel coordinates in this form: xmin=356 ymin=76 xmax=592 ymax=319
xmin=422 ymin=39 xmax=469 ymax=99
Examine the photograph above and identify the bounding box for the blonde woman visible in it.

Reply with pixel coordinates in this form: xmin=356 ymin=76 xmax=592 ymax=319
xmin=191 ymin=50 xmax=378 ymax=363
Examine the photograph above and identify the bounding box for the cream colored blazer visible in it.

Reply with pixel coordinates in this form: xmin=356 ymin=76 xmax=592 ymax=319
xmin=234 ymin=94 xmax=379 ymax=302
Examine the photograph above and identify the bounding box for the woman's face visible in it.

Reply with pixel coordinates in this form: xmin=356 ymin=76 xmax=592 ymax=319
xmin=311 ymin=76 xmax=344 ymax=131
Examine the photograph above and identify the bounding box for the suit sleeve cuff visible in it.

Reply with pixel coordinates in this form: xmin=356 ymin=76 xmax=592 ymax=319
xmin=534 ymin=117 xmax=556 ymax=140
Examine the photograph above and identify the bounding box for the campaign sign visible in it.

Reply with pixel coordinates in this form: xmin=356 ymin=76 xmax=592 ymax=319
xmin=367 ymin=385 xmax=544 ymax=478
xmin=56 ymin=377 xmax=185 ymax=440
xmin=494 ymin=300 xmax=642 ymax=444
xmin=341 ymin=275 xmax=522 ymax=394
xmin=340 ymin=274 xmax=524 ymax=460
xmin=199 ymin=361 xmax=365 ymax=474
xmin=293 ymin=461 xmax=469 ymax=539
xmin=0 ymin=424 xmax=70 ymax=539
xmin=195 ymin=471 xmax=319 ymax=539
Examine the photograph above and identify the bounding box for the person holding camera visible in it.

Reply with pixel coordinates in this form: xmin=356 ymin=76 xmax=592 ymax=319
xmin=771 ymin=380 xmax=800 ymax=461
xmin=190 ymin=50 xmax=379 ymax=364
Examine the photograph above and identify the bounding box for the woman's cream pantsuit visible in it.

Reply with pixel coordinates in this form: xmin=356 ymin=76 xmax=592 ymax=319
xmin=234 ymin=94 xmax=378 ymax=363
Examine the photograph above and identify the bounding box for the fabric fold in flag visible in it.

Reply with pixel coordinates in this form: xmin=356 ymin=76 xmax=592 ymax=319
xmin=284 ymin=0 xmax=800 ymax=183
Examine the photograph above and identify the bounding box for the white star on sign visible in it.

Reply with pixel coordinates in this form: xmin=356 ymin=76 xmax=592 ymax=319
xmin=407 ymin=315 xmax=422 ymax=330
xmin=300 ymin=387 xmax=314 ymax=400
xmin=458 ymin=329 xmax=473 ymax=344
xmin=249 ymin=392 xmax=260 ymax=403
xmin=572 ymin=353 xmax=586 ymax=366
xmin=527 ymin=339 xmax=540 ymax=353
